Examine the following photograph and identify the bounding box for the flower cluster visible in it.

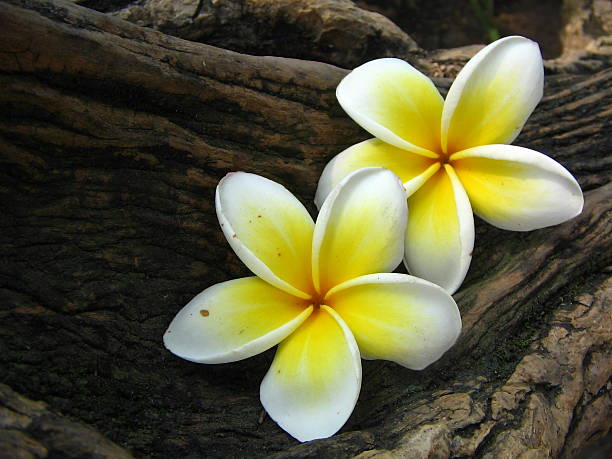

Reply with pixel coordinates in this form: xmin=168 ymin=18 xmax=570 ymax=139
xmin=164 ymin=36 xmax=583 ymax=441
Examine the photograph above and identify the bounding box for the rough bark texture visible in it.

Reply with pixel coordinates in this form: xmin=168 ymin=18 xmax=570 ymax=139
xmin=0 ymin=0 xmax=610 ymax=457
xmin=97 ymin=0 xmax=612 ymax=75
xmin=0 ymin=383 xmax=131 ymax=459
xmin=108 ymin=0 xmax=421 ymax=70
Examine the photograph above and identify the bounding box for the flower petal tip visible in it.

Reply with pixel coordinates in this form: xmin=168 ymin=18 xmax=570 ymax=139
xmin=337 ymin=58 xmax=443 ymax=156
xmin=442 ymin=35 xmax=544 ymax=151
xmin=215 ymin=172 xmax=315 ymax=298
xmin=328 ymin=273 xmax=461 ymax=370
xmin=260 ymin=307 xmax=361 ymax=442
xmin=452 ymin=145 xmax=585 ymax=231
xmin=313 ymin=167 xmax=408 ymax=292
xmin=163 ymin=278 xmax=312 ymax=364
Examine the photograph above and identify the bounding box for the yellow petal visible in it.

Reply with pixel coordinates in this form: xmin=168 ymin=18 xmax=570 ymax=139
xmin=441 ymin=36 xmax=544 ymax=153
xmin=313 ymin=168 xmax=407 ymax=295
xmin=328 ymin=273 xmax=461 ymax=370
xmin=403 ymin=162 xmax=442 ymax=197
xmin=405 ymin=165 xmax=474 ymax=294
xmin=163 ymin=277 xmax=312 ymax=363
xmin=315 ymin=138 xmax=437 ymax=208
xmin=451 ymin=144 xmax=584 ymax=230
xmin=337 ymin=58 xmax=443 ymax=157
xmin=216 ymin=172 xmax=314 ymax=298
xmin=260 ymin=306 xmax=361 ymax=442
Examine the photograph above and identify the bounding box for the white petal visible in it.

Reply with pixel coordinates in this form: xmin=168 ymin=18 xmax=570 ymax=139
xmin=216 ymin=172 xmax=315 ymax=299
xmin=404 ymin=165 xmax=474 ymax=294
xmin=312 ymin=167 xmax=408 ymax=294
xmin=328 ymin=273 xmax=461 ymax=370
xmin=315 ymin=139 xmax=437 ymax=209
xmin=260 ymin=306 xmax=361 ymax=442
xmin=337 ymin=58 xmax=443 ymax=157
xmin=441 ymin=36 xmax=544 ymax=153
xmin=164 ymin=277 xmax=312 ymax=364
xmin=451 ymin=144 xmax=584 ymax=230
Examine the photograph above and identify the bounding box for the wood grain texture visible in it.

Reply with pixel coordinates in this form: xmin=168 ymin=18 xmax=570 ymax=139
xmin=0 ymin=0 xmax=610 ymax=457
xmin=0 ymin=383 xmax=132 ymax=458
xmin=108 ymin=0 xmax=422 ymax=70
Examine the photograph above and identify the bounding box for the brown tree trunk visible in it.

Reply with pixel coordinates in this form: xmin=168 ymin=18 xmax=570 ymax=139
xmin=0 ymin=0 xmax=610 ymax=457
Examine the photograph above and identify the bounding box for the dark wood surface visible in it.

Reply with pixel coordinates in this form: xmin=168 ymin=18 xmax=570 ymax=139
xmin=1 ymin=0 xmax=610 ymax=457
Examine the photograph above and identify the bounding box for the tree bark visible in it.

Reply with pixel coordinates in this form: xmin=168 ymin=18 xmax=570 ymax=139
xmin=0 ymin=0 xmax=610 ymax=457
xmin=107 ymin=0 xmax=422 ymax=70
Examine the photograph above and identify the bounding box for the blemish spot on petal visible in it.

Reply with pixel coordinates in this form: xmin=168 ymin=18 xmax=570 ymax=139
xmin=232 ymin=233 xmax=237 ymax=238
xmin=200 ymin=309 xmax=210 ymax=317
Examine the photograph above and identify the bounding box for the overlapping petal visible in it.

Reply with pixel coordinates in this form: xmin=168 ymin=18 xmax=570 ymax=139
xmin=312 ymin=168 xmax=408 ymax=294
xmin=327 ymin=273 xmax=461 ymax=370
xmin=404 ymin=166 xmax=474 ymax=294
xmin=216 ymin=172 xmax=315 ymax=298
xmin=315 ymin=139 xmax=438 ymax=208
xmin=451 ymin=145 xmax=584 ymax=230
xmin=163 ymin=277 xmax=312 ymax=364
xmin=260 ymin=306 xmax=361 ymax=442
xmin=441 ymin=36 xmax=544 ymax=153
xmin=336 ymin=58 xmax=443 ymax=157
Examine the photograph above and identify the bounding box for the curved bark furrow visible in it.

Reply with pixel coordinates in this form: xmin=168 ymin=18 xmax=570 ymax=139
xmin=0 ymin=69 xmax=346 ymax=168
xmin=0 ymin=1 xmax=350 ymax=120
xmin=0 ymin=383 xmax=133 ymax=458
xmin=109 ymin=0 xmax=422 ymax=71
xmin=0 ymin=0 xmax=610 ymax=457
xmin=104 ymin=0 xmax=612 ymax=79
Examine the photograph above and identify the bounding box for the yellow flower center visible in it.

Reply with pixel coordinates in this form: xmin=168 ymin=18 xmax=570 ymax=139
xmin=307 ymin=290 xmax=328 ymax=310
xmin=438 ymin=154 xmax=451 ymax=166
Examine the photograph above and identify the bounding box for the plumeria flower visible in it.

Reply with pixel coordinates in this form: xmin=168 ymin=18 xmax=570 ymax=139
xmin=315 ymin=36 xmax=584 ymax=294
xmin=164 ymin=168 xmax=461 ymax=442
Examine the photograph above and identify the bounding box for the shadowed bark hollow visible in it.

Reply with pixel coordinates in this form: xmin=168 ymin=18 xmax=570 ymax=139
xmin=0 ymin=0 xmax=611 ymax=457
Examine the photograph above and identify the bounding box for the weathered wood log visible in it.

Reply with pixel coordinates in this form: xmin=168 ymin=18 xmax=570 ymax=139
xmin=0 ymin=0 xmax=610 ymax=457
xmin=99 ymin=0 xmax=423 ymax=70
xmin=0 ymin=383 xmax=132 ymax=458
xmin=101 ymin=0 xmax=612 ymax=76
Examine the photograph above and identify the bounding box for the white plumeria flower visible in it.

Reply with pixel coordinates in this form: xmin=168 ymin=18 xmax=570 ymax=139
xmin=164 ymin=168 xmax=461 ymax=442
xmin=315 ymin=36 xmax=584 ymax=294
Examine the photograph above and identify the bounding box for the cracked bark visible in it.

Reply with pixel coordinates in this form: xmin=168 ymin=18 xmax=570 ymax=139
xmin=90 ymin=0 xmax=423 ymax=70
xmin=0 ymin=0 xmax=611 ymax=457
